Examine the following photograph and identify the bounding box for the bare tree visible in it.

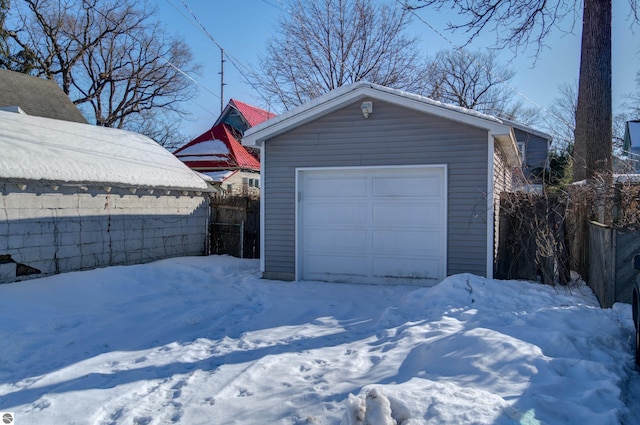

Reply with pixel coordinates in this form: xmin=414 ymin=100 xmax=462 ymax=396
xmin=2 ymin=0 xmax=198 ymax=145
xmin=254 ymin=0 xmax=424 ymax=110
xmin=545 ymin=82 xmax=578 ymax=153
xmin=614 ymin=71 xmax=640 ymax=153
xmin=621 ymin=70 xmax=640 ymax=118
xmin=0 ymin=0 xmax=11 ymax=68
xmin=410 ymin=0 xmax=639 ymax=183
xmin=423 ymin=49 xmax=513 ymax=113
xmin=499 ymin=99 xmax=541 ymax=126
xmin=0 ymin=0 xmax=35 ymax=72
xmin=73 ymin=17 xmax=196 ymax=131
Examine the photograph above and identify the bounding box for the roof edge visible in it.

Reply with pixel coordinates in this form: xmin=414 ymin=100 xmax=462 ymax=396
xmin=243 ymin=82 xmax=512 ymax=147
xmin=0 ymin=177 xmax=215 ymax=193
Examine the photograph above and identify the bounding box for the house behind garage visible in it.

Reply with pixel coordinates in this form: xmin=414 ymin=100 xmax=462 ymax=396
xmin=243 ymin=82 xmax=535 ymax=285
xmin=0 ymin=68 xmax=88 ymax=124
xmin=174 ymin=99 xmax=275 ymax=196
xmin=0 ymin=109 xmax=211 ymax=283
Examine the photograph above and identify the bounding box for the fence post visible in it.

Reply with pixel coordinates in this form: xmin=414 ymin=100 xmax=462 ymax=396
xmin=240 ymin=220 xmax=244 ymax=259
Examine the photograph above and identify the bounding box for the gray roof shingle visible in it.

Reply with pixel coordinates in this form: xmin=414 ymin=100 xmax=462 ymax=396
xmin=0 ymin=69 xmax=87 ymax=124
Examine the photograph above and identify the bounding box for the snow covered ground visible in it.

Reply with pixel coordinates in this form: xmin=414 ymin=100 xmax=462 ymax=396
xmin=0 ymin=256 xmax=638 ymax=425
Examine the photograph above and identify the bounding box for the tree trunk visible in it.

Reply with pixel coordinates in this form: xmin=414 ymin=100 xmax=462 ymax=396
xmin=573 ymin=0 xmax=612 ymax=183
xmin=572 ymin=0 xmax=612 ymax=279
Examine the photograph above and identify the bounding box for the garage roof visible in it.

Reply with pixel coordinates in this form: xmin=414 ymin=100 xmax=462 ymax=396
xmin=0 ymin=110 xmax=209 ymax=191
xmin=243 ymin=81 xmax=522 ymax=166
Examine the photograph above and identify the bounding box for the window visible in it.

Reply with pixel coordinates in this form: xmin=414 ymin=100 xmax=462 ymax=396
xmin=517 ymin=142 xmax=526 ymax=164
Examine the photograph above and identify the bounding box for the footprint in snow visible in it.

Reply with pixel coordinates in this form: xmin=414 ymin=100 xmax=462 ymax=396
xmin=237 ymin=388 xmax=254 ymax=397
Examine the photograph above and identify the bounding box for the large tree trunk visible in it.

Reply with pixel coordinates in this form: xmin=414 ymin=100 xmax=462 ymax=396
xmin=572 ymin=0 xmax=612 ymax=280
xmin=573 ymin=0 xmax=612 ymax=183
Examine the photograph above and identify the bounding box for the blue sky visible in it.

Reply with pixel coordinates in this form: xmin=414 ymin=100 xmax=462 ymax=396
xmin=155 ymin=0 xmax=640 ymax=139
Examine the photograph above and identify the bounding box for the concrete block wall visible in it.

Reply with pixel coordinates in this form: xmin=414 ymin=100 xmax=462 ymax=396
xmin=0 ymin=182 xmax=209 ymax=283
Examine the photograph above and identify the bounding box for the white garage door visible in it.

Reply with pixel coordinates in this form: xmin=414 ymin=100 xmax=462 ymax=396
xmin=298 ymin=166 xmax=446 ymax=285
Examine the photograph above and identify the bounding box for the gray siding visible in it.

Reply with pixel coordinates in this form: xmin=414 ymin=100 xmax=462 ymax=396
xmin=514 ymin=128 xmax=549 ymax=179
xmin=263 ymin=99 xmax=490 ymax=280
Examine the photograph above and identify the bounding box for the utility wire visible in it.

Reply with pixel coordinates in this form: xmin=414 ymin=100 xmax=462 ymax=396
xmin=172 ymin=0 xmax=274 ymax=107
xmin=397 ymin=0 xmax=573 ymax=129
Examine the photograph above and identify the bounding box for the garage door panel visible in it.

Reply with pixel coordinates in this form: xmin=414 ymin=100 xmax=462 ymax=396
xmin=305 ymin=175 xmax=368 ymax=197
xmin=372 ymin=202 xmax=444 ymax=227
xmin=305 ymin=228 xmax=368 ymax=251
xmin=372 ymin=256 xmax=443 ymax=279
xmin=305 ymin=254 xmax=369 ymax=277
xmin=372 ymin=229 xmax=444 ymax=254
xmin=304 ymin=201 xmax=368 ymax=227
xmin=372 ymin=174 xmax=443 ymax=198
xmin=299 ymin=166 xmax=446 ymax=285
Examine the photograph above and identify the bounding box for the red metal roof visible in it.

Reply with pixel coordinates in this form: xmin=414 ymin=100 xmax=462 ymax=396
xmin=230 ymin=99 xmax=276 ymax=128
xmin=174 ymin=123 xmax=260 ymax=172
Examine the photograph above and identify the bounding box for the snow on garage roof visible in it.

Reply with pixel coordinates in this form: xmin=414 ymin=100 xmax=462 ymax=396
xmin=242 ymin=81 xmax=522 ymax=167
xmin=243 ymin=81 xmax=511 ymax=147
xmin=0 ymin=110 xmax=208 ymax=191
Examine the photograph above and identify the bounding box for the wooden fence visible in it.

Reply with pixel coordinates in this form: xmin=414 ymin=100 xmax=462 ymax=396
xmin=588 ymin=222 xmax=640 ymax=307
xmin=496 ymin=191 xmax=640 ymax=308
xmin=209 ymin=196 xmax=260 ymax=259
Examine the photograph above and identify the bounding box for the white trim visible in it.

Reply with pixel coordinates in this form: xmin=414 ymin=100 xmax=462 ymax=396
xmin=295 ymin=164 xmax=448 ymax=283
xmin=500 ymin=117 xmax=554 ymax=142
xmin=486 ymin=133 xmax=495 ymax=279
xmin=442 ymin=165 xmax=448 ymax=279
xmin=259 ymin=148 xmax=266 ymax=273
xmin=294 ymin=165 xmax=300 ymax=281
xmin=296 ymin=164 xmax=446 ymax=172
xmin=244 ymin=82 xmax=512 ymax=147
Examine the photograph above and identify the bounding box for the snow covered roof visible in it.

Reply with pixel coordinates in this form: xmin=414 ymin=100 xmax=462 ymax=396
xmin=500 ymin=117 xmax=553 ymax=143
xmin=242 ymin=81 xmax=521 ymax=166
xmin=199 ymin=170 xmax=237 ymax=183
xmin=174 ymin=123 xmax=260 ymax=172
xmin=244 ymin=81 xmax=513 ymax=145
xmin=175 ymin=139 xmax=229 ymax=158
xmin=0 ymin=110 xmax=209 ymax=191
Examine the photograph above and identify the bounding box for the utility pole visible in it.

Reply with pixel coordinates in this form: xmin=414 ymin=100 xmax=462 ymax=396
xmin=220 ymin=48 xmax=226 ymax=113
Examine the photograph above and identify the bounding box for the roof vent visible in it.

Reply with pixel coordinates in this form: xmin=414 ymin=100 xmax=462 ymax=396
xmin=0 ymin=106 xmax=26 ymax=114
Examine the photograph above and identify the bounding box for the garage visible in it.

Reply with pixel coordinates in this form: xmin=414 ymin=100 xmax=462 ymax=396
xmin=297 ymin=165 xmax=447 ymax=284
xmin=243 ymin=82 xmax=525 ymax=282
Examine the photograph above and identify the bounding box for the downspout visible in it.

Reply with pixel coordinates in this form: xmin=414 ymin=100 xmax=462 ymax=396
xmin=486 ymin=133 xmax=495 ymax=279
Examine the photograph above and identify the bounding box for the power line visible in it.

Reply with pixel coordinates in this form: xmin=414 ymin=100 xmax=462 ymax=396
xmin=259 ymin=0 xmax=286 ymax=13
xmin=171 ymin=0 xmax=277 ymax=108
xmin=175 ymin=0 xmax=224 ymax=51
xmin=396 ymin=0 xmax=573 ymax=129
